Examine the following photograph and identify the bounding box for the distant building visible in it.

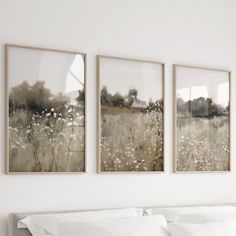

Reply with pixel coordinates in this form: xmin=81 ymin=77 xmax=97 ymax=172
xmin=131 ymin=99 xmax=147 ymax=109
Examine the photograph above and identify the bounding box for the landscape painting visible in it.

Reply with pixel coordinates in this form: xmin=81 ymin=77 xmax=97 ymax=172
xmin=97 ymin=56 xmax=164 ymax=172
xmin=6 ymin=45 xmax=86 ymax=173
xmin=174 ymin=65 xmax=230 ymax=172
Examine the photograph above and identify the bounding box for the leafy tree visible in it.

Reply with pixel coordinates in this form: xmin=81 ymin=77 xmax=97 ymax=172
xmin=125 ymin=88 xmax=138 ymax=107
xmin=101 ymin=86 xmax=112 ymax=106
xmin=9 ymin=81 xmax=30 ymax=110
xmin=191 ymin=97 xmax=208 ymax=117
xmin=177 ymin=97 xmax=227 ymax=118
xmin=28 ymin=81 xmax=51 ymax=112
xmin=128 ymin=88 xmax=138 ymax=99
xmin=111 ymin=93 xmax=124 ymax=107
xmin=76 ymin=89 xmax=85 ymax=102
xmin=51 ymin=93 xmax=70 ymax=114
xmin=9 ymin=81 xmax=71 ymax=115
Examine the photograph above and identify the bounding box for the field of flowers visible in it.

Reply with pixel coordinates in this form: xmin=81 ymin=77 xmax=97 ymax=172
xmin=100 ymin=109 xmax=164 ymax=172
xmin=177 ymin=116 xmax=230 ymax=171
xmin=9 ymin=106 xmax=85 ymax=172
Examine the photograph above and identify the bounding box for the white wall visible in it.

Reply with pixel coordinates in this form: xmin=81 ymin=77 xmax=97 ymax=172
xmin=0 ymin=0 xmax=236 ymax=235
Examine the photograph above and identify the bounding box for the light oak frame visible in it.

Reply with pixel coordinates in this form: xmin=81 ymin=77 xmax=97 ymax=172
xmin=173 ymin=64 xmax=231 ymax=173
xmin=5 ymin=44 xmax=87 ymax=174
xmin=96 ymin=55 xmax=165 ymax=173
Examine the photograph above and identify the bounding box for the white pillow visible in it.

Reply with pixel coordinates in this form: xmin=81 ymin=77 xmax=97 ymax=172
xmin=18 ymin=208 xmax=141 ymax=236
xmin=168 ymin=222 xmax=236 ymax=236
xmin=56 ymin=215 xmax=169 ymax=236
xmin=150 ymin=206 xmax=236 ymax=222
xmin=177 ymin=211 xmax=236 ymax=223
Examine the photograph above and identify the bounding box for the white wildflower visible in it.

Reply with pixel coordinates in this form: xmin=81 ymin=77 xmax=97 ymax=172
xmin=67 ymin=122 xmax=72 ymax=127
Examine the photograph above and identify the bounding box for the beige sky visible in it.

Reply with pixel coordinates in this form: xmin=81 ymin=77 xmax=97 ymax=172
xmin=176 ymin=67 xmax=229 ymax=107
xmin=8 ymin=47 xmax=84 ymax=103
xmin=100 ymin=57 xmax=163 ymax=104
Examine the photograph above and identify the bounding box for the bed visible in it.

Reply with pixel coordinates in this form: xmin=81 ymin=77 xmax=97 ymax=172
xmin=9 ymin=204 xmax=236 ymax=236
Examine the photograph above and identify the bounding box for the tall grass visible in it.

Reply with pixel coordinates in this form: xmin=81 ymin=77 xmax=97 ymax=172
xmin=177 ymin=116 xmax=230 ymax=171
xmin=101 ymin=110 xmax=164 ymax=171
xmin=9 ymin=107 xmax=85 ymax=172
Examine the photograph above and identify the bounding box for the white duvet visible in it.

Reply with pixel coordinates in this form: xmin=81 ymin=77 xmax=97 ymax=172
xmin=18 ymin=206 xmax=236 ymax=236
xmin=18 ymin=208 xmax=141 ymax=236
xmin=54 ymin=218 xmax=236 ymax=236
xmin=19 ymin=211 xmax=169 ymax=236
xmin=168 ymin=221 xmax=236 ymax=236
xmin=55 ymin=216 xmax=169 ymax=236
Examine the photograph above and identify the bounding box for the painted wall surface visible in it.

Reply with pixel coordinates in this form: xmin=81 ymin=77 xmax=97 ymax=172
xmin=0 ymin=0 xmax=236 ymax=235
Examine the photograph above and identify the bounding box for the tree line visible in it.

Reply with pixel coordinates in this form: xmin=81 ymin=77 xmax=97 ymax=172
xmin=9 ymin=81 xmax=84 ymax=115
xmin=101 ymin=86 xmax=163 ymax=112
xmin=177 ymin=97 xmax=229 ymax=118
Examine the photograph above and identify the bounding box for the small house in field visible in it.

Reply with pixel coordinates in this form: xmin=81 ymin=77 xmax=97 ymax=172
xmin=131 ymin=99 xmax=147 ymax=110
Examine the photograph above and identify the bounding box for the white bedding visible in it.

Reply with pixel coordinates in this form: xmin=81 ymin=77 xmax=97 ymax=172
xmin=17 ymin=205 xmax=236 ymax=236
xmin=18 ymin=208 xmax=142 ymax=236
xmin=168 ymin=222 xmax=236 ymax=236
xmin=150 ymin=206 xmax=236 ymax=222
xmin=176 ymin=211 xmax=236 ymax=223
xmin=56 ymin=215 xmax=169 ymax=236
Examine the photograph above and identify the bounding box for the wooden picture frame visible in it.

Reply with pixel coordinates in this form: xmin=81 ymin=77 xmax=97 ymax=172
xmin=5 ymin=44 xmax=87 ymax=174
xmin=173 ymin=64 xmax=231 ymax=172
xmin=97 ymin=55 xmax=165 ymax=173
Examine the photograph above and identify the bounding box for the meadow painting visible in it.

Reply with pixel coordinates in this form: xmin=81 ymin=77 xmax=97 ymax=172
xmin=174 ymin=65 xmax=230 ymax=172
xmin=97 ymin=56 xmax=164 ymax=172
xmin=6 ymin=45 xmax=86 ymax=173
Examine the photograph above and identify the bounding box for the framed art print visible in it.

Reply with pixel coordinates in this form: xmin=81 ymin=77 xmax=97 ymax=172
xmin=5 ymin=44 xmax=86 ymax=173
xmin=173 ymin=64 xmax=231 ymax=172
xmin=97 ymin=55 xmax=164 ymax=173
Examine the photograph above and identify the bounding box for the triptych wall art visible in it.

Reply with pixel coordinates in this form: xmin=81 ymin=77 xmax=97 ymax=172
xmin=5 ymin=44 xmax=231 ymax=174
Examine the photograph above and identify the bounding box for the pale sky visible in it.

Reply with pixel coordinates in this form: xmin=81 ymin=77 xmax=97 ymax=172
xmin=100 ymin=57 xmax=163 ymax=104
xmin=176 ymin=67 xmax=229 ymax=107
xmin=8 ymin=47 xmax=84 ymax=103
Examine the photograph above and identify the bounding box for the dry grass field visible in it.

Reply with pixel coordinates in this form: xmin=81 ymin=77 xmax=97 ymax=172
xmin=177 ymin=116 xmax=230 ymax=171
xmin=100 ymin=108 xmax=164 ymax=172
xmin=9 ymin=108 xmax=85 ymax=172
